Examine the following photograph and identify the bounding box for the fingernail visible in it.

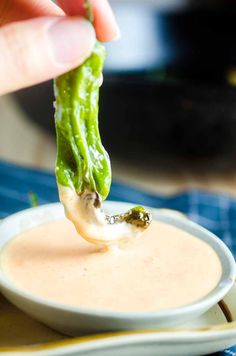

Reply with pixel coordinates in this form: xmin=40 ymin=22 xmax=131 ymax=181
xmin=107 ymin=9 xmax=121 ymax=41
xmin=48 ymin=17 xmax=96 ymax=64
xmin=112 ymin=24 xmax=121 ymax=41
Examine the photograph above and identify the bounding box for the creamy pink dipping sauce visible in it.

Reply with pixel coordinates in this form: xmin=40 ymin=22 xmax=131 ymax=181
xmin=1 ymin=219 xmax=222 ymax=312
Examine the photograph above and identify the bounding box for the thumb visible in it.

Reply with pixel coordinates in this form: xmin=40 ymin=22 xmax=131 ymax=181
xmin=0 ymin=16 xmax=96 ymax=95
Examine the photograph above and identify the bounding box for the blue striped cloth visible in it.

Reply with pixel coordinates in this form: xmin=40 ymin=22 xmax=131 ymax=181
xmin=0 ymin=160 xmax=235 ymax=355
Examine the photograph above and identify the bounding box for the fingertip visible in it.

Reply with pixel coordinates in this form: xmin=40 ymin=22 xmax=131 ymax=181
xmin=95 ymin=17 xmax=120 ymax=42
xmin=57 ymin=0 xmax=120 ymax=42
xmin=93 ymin=0 xmax=120 ymax=42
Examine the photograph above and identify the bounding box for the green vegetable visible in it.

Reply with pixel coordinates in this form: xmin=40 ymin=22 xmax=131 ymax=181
xmin=28 ymin=192 xmax=39 ymax=208
xmin=53 ymin=0 xmax=152 ymax=237
xmin=54 ymin=42 xmax=111 ymax=200
xmin=106 ymin=206 xmax=152 ymax=228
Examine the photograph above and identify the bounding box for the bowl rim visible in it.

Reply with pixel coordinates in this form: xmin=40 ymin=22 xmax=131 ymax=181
xmin=0 ymin=201 xmax=235 ymax=321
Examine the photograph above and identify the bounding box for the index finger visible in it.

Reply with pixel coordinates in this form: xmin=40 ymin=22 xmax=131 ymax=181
xmin=0 ymin=0 xmax=63 ymax=26
xmin=57 ymin=0 xmax=120 ymax=42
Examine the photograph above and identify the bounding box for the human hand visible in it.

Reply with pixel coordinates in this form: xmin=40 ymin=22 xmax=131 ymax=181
xmin=0 ymin=0 xmax=119 ymax=95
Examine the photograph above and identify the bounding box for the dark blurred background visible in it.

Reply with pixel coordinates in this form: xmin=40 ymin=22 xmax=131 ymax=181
xmin=9 ymin=0 xmax=236 ymax=177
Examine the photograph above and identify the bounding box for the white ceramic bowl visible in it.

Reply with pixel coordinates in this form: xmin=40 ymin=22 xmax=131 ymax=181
xmin=0 ymin=202 xmax=235 ymax=336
